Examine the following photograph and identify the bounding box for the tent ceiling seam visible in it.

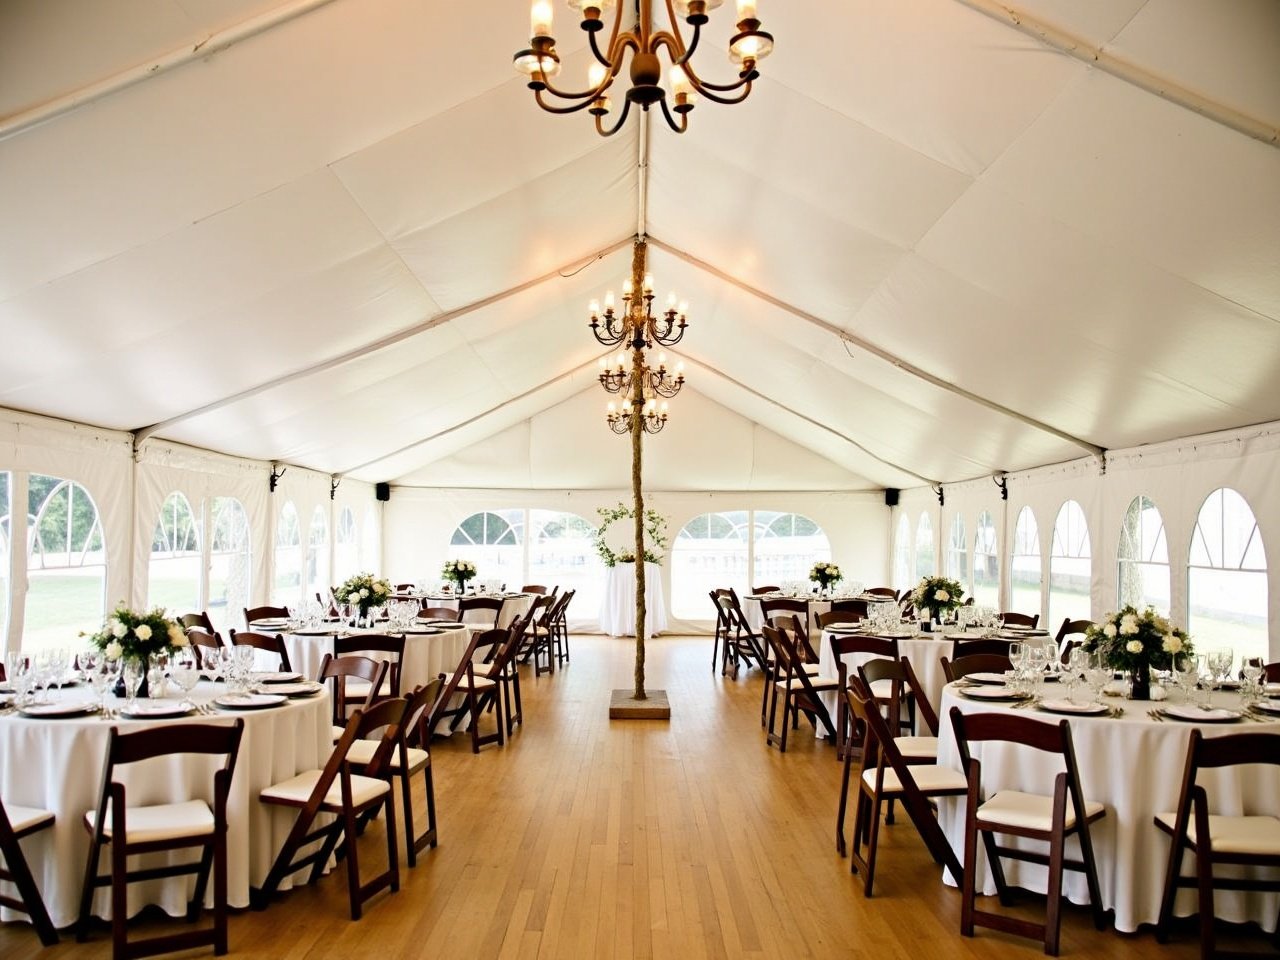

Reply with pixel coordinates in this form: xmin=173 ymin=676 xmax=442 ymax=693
xmin=647 ymin=237 xmax=1105 ymax=460
xmin=131 ymin=236 xmax=635 ymax=447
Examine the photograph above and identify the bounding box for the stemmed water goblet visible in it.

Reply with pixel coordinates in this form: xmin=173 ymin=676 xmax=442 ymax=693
xmin=1240 ymin=658 xmax=1264 ymax=705
xmin=170 ymin=649 xmax=201 ymax=710
xmin=1206 ymin=649 xmax=1234 ymax=699
xmin=121 ymin=658 xmax=144 ymax=710
xmin=1173 ymin=653 xmax=1201 ymax=704
xmin=1066 ymin=647 xmax=1088 ymax=703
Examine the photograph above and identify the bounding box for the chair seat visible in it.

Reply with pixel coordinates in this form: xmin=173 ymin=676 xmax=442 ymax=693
xmin=347 ymin=739 xmax=429 ymax=774
xmin=7 ymin=804 xmax=54 ymax=836
xmin=775 ymin=676 xmax=839 ymax=691
xmin=532 ymin=625 xmax=550 ymax=636
xmin=978 ymin=790 xmax=1105 ymax=833
xmin=343 ymin=676 xmax=391 ymax=699
xmin=455 ymin=674 xmax=497 ymax=691
xmin=1154 ymin=812 xmax=1280 ymax=855
xmin=84 ymin=800 xmax=214 ymax=843
xmin=895 ymin=735 xmax=939 ymax=759
xmin=332 ymin=725 xmax=347 ymax=742
xmin=869 ymin=678 xmax=897 ymax=699
xmin=862 ymin=764 xmax=968 ymax=796
xmin=260 ymin=769 xmax=390 ymax=810
xmin=767 ymin=658 xmax=822 ymax=675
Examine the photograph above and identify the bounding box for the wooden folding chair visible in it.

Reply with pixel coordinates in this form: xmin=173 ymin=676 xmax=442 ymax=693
xmin=954 ymin=637 xmax=1015 ymax=659
xmin=949 ymin=706 xmax=1107 ymax=955
xmin=763 ymin=624 xmax=838 ymax=750
xmin=829 ymin=598 xmax=870 ymax=619
xmin=709 ymin=590 xmax=731 ymax=672
xmin=1154 ymin=729 xmax=1280 ymax=959
xmin=519 ymin=594 xmax=557 ymax=676
xmin=830 ymin=634 xmax=899 ymax=757
xmin=184 ymin=627 xmax=224 ymax=671
xmin=942 ymin=653 xmax=1015 ymax=682
xmin=256 ymin=699 xmax=407 ymax=920
xmin=243 ymin=605 xmax=289 ymax=627
xmin=817 ymin=609 xmax=866 ymax=630
xmin=181 ymin=611 xmax=215 ymax=633
xmin=837 ymin=682 xmax=967 ymax=893
xmin=858 ymin=657 xmax=938 ymax=762
xmin=717 ymin=589 xmax=767 ymax=679
xmin=1054 ymin=618 xmax=1094 ymax=647
xmin=458 ymin=595 xmax=505 ymax=630
xmin=427 ymin=628 xmax=508 ymax=753
xmin=551 ymin=587 xmax=574 ymax=667
xmin=521 ymin=584 xmax=549 ymax=595
xmin=77 ymin=720 xmax=245 ymax=958
xmin=226 ymin=629 xmax=292 ymax=672
xmin=1000 ymin=611 xmax=1040 ymax=628
xmin=419 ymin=605 xmax=459 ymax=620
xmin=333 ymin=634 xmax=405 ymax=701
xmin=751 ymin=585 xmax=780 ymax=595
xmin=0 ymin=797 xmax=58 ymax=946
xmin=760 ymin=597 xmax=808 ymax=632
xmin=318 ymin=653 xmax=388 ymax=740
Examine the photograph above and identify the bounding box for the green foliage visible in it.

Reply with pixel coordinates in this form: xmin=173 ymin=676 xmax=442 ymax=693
xmin=84 ymin=603 xmax=187 ymax=661
xmin=1082 ymin=605 xmax=1192 ymax=672
xmin=595 ymin=503 xmax=668 ymax=568
xmin=910 ymin=575 xmax=966 ymax=616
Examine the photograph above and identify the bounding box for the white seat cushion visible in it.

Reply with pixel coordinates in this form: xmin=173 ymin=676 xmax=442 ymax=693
xmin=1154 ymin=812 xmax=1280 ymax=855
xmin=869 ymin=678 xmax=897 ymax=699
xmin=347 ymin=738 xmax=429 ymax=773
xmin=331 ymin=725 xmax=347 ymax=742
xmin=455 ymin=674 xmax=497 ymax=690
xmin=775 ymin=676 xmax=839 ymax=691
xmin=84 ymin=801 xmax=214 ymax=843
xmin=7 ymin=804 xmax=54 ymax=835
xmin=260 ymin=769 xmax=390 ymax=809
xmin=766 ymin=658 xmax=822 ymax=676
xmin=895 ymin=735 xmax=939 ymax=759
xmin=978 ymin=790 xmax=1105 ymax=832
xmin=862 ymin=764 xmax=968 ymax=796
xmin=342 ymin=676 xmax=391 ymax=699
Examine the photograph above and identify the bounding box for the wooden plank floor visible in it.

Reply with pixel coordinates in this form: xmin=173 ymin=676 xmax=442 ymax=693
xmin=1 ymin=635 xmax=1225 ymax=958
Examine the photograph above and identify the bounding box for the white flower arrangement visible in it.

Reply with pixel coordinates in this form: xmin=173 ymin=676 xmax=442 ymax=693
xmin=334 ymin=572 xmax=394 ymax=614
xmin=84 ymin=603 xmax=186 ymax=662
xmin=441 ymin=559 xmax=478 ymax=587
xmin=910 ymin=575 xmax=966 ymax=619
xmin=809 ymin=562 xmax=842 ymax=588
xmin=1082 ymin=605 xmax=1192 ymax=672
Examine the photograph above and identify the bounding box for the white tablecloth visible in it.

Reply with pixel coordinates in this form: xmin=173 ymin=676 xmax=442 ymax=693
xmin=281 ymin=625 xmax=472 ymax=692
xmin=0 ymin=682 xmax=332 ymax=927
xmin=599 ymin=563 xmax=668 ymax=639
xmin=417 ymin=594 xmax=532 ymax=629
xmin=936 ymin=685 xmax=1280 ymax=933
xmin=816 ymin=630 xmax=954 ymax=737
xmin=744 ymin=592 xmax=896 ymax=634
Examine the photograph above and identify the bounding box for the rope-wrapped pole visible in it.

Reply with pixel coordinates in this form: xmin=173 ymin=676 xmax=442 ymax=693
xmin=630 ymin=240 xmax=648 ymax=700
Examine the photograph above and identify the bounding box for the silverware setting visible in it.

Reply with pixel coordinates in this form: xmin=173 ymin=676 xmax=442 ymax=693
xmin=1147 ymin=709 xmax=1165 ymax=722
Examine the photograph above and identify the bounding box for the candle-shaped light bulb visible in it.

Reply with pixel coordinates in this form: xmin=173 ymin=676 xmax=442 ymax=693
xmin=589 ymin=298 xmax=600 ymax=316
xmin=666 ymin=292 xmax=677 ymax=310
xmin=642 ymin=273 xmax=654 ymax=295
xmin=622 ymin=277 xmax=634 ymax=296
xmin=616 ymin=351 xmax=626 ymax=369
xmin=607 ymin=401 xmax=616 ymax=413
xmin=737 ymin=0 xmax=757 ymax=20
xmin=676 ymin=360 xmax=685 ymax=375
xmin=660 ymin=401 xmax=669 ymax=413
xmin=677 ymin=300 xmax=689 ymax=315
xmin=669 ymin=64 xmax=693 ymax=99
xmin=588 ymin=62 xmax=607 ymax=90
xmin=604 ymin=290 xmax=615 ymax=310
xmin=622 ymin=399 xmax=632 ymax=411
xmin=531 ymin=0 xmax=554 ymax=37
xmin=656 ymin=352 xmax=667 ymax=368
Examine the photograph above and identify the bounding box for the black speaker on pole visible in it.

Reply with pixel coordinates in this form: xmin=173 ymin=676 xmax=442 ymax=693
xmin=375 ymin=482 xmax=391 ymax=502
xmin=884 ymin=488 xmax=900 ymax=507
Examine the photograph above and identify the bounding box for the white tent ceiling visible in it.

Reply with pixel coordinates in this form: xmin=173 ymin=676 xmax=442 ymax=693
xmin=1 ymin=0 xmax=1277 ymax=490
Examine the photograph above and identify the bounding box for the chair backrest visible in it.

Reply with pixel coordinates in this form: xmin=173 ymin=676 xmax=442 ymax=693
xmin=184 ymin=627 xmax=224 ymax=669
xmin=864 ymin=587 xmax=897 ymax=601
xmin=227 ymin=629 xmax=292 ymax=671
xmin=953 ymin=637 xmax=1014 ymax=659
xmin=402 ymin=678 xmax=445 ymax=749
xmin=1054 ymin=618 xmax=1094 ymax=645
xmin=244 ymin=605 xmax=290 ymax=627
xmin=1000 ymin=611 xmax=1040 ymax=628
xmin=318 ymin=653 xmax=389 ymax=724
xmin=181 ymin=611 xmax=214 ymax=632
xmin=521 ymin=585 xmax=548 ymax=595
xmin=941 ymin=652 xmax=1014 ymax=682
xmin=948 ymin=706 xmax=1089 ymax=810
xmin=327 ymin=698 xmax=410 ymax=796
xmin=528 ymin=593 xmax=556 ymax=627
xmin=458 ymin=595 xmax=505 ymax=626
xmin=555 ymin=588 xmax=575 ymax=622
xmin=859 ymin=656 xmax=939 ymax=736
xmin=760 ymin=597 xmax=808 ymax=623
xmin=394 ymin=583 xmax=415 ymax=592
xmin=419 ymin=605 xmax=458 ymax=620
xmin=828 ymin=633 xmax=899 ymax=663
xmin=333 ymin=634 xmax=405 ymax=698
xmin=751 ymin=585 xmax=780 ymax=595
xmin=776 ymin=614 xmax=818 ymax=664
xmin=817 ymin=610 xmax=865 ymax=629
xmin=1264 ymin=661 xmax=1280 ymax=683
xmin=828 ymin=598 xmax=869 ymax=618
xmin=427 ymin=628 xmax=508 ymax=737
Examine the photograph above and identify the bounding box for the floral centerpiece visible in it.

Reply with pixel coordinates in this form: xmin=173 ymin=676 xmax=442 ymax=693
xmin=334 ymin=572 xmax=392 ymax=619
xmin=84 ymin=603 xmax=188 ymax=698
xmin=810 ymin=562 xmax=842 ymax=590
xmin=441 ymin=559 xmax=477 ymax=591
xmin=910 ymin=575 xmax=965 ymax=623
xmin=1080 ymin=605 xmax=1192 ymax=700
xmin=594 ymin=503 xmax=668 ymax=568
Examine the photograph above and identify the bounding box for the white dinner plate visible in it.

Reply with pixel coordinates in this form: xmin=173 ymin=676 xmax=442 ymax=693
xmin=19 ymin=700 xmax=99 ymax=718
xmin=1265 ymin=683 xmax=1280 ymax=696
xmin=1252 ymin=699 xmax=1280 ymax=716
xmin=250 ymin=618 xmax=290 ymax=629
xmin=403 ymin=627 xmax=442 ymax=635
xmin=257 ymin=681 xmax=323 ymax=698
xmin=959 ymin=686 xmax=1031 ymax=702
xmin=1159 ymin=704 xmax=1243 ymax=723
xmin=120 ymin=701 xmax=194 ymax=719
xmin=967 ymin=672 xmax=1011 ymax=685
xmin=824 ymin=625 xmax=864 ymax=634
xmin=428 ymin=622 xmax=466 ymax=630
xmin=1037 ymin=699 xmax=1109 ymax=716
xmin=214 ymin=693 xmax=288 ymax=710
xmin=257 ymin=672 xmax=303 ymax=684
xmin=293 ymin=628 xmax=337 ymax=636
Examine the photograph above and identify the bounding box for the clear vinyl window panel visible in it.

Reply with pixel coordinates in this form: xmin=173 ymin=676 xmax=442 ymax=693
xmin=1117 ymin=495 xmax=1170 ymax=615
xmin=1010 ymin=506 xmax=1041 ymax=618
xmin=947 ymin=513 xmax=968 ymax=589
xmin=306 ymin=506 xmax=329 ymax=604
xmin=209 ymin=497 xmax=251 ymax=634
xmin=361 ymin=507 xmax=379 ymax=572
xmin=147 ymin=491 xmax=201 ymax=615
xmin=1188 ymin=487 xmax=1267 ymax=664
xmin=914 ymin=513 xmax=935 ymax=581
xmin=529 ymin=511 xmax=604 ymax=615
xmin=334 ymin=506 xmax=358 ymax=583
xmin=0 ymin=472 xmax=9 ymax=641
xmin=448 ymin=510 xmax=524 ymax=587
xmin=892 ymin=513 xmax=912 ymax=593
xmin=24 ymin=475 xmax=106 ymax=651
xmin=972 ymin=510 xmax=999 ymax=609
xmin=1048 ymin=499 xmax=1091 ymax=629
xmin=752 ymin=511 xmax=831 ymax=589
xmin=272 ymin=501 xmax=301 ymax=608
xmin=671 ymin=511 xmax=749 ymax=619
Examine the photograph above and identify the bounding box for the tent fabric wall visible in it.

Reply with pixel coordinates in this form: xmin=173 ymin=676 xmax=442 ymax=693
xmin=383 ymin=486 xmax=890 ymax=634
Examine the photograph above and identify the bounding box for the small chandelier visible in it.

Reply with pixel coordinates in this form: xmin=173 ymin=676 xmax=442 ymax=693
xmin=514 ymin=0 xmax=774 ymax=137
xmin=607 ymin=397 xmax=668 ymax=434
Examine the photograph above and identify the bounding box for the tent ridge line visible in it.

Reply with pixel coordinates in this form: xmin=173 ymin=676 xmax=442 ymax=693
xmin=131 ymin=236 xmax=634 ymax=447
xmin=648 ymin=237 xmax=1104 ymax=458
xmin=694 ymin=359 xmax=934 ymax=487
xmin=0 ymin=0 xmax=341 ymax=143
xmin=954 ymin=0 xmax=1279 ymax=148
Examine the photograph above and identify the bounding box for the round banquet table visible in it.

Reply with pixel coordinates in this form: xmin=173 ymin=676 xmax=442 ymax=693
xmin=744 ymin=592 xmax=897 ymax=635
xmin=816 ymin=628 xmax=954 ymax=737
xmin=599 ymin=563 xmax=668 ymax=639
xmin=280 ymin=624 xmax=472 ymax=690
xmin=0 ymin=681 xmax=332 ymax=928
xmin=936 ymin=684 xmax=1280 ymax=933
xmin=412 ymin=593 xmax=532 ymax=629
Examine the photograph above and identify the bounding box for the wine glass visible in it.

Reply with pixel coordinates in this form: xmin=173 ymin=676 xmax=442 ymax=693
xmin=1241 ymin=659 xmax=1264 ymax=705
xmin=170 ymin=650 xmax=201 ymax=710
xmin=121 ymin=658 xmax=144 ymax=709
xmin=1066 ymin=647 xmax=1088 ymax=702
xmin=1173 ymin=653 xmax=1200 ymax=703
xmin=1207 ymin=649 xmax=1234 ymax=695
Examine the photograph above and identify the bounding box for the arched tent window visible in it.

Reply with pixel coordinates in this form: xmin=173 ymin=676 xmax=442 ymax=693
xmin=1049 ymin=500 xmax=1091 ymax=629
xmin=209 ymin=497 xmax=251 ymax=634
xmin=24 ymin=475 xmax=106 ymax=650
xmin=361 ymin=506 xmax=379 ymax=571
xmin=1118 ymin=496 xmax=1170 ymax=614
xmin=0 ymin=472 xmax=10 ymax=640
xmin=671 ymin=511 xmax=749 ymax=619
xmin=1010 ymin=507 xmax=1041 ymax=618
xmin=449 ymin=510 xmax=524 ymax=586
xmin=973 ymin=511 xmax=998 ymax=608
xmin=892 ymin=513 xmax=912 ymax=592
xmin=947 ymin=514 xmax=968 ymax=588
xmin=148 ymin=492 xmax=200 ymax=614
xmin=529 ymin=510 xmax=604 ymax=615
xmin=753 ymin=511 xmax=831 ymax=587
xmin=334 ymin=507 xmax=358 ymax=581
xmin=272 ymin=502 xmax=301 ymax=608
xmin=914 ymin=513 xmax=935 ymax=580
xmin=1189 ymin=488 xmax=1268 ymax=664
xmin=306 ymin=506 xmax=329 ymax=604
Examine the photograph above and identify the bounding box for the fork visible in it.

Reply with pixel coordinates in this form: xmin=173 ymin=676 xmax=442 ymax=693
xmin=1147 ymin=708 xmax=1165 ymax=722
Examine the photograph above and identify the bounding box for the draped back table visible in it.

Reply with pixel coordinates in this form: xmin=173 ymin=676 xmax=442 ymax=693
xmin=599 ymin=562 xmax=668 ymax=639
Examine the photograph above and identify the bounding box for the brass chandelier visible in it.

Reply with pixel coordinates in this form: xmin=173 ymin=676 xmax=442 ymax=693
xmin=591 ymin=247 xmax=687 ymax=434
xmin=514 ymin=0 xmax=774 ymax=136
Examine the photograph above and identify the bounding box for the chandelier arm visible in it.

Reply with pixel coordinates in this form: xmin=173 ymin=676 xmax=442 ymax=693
xmin=685 ymin=75 xmax=754 ymax=106
xmin=681 ymin=55 xmax=759 ymax=94
xmin=587 ymin=9 xmax=627 ymax=68
xmin=656 ymin=95 xmax=689 ymax=135
xmin=534 ymin=87 xmax=602 ymax=115
xmin=650 ymin=27 xmax=696 ymax=67
xmin=595 ymin=97 xmax=634 ymax=137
